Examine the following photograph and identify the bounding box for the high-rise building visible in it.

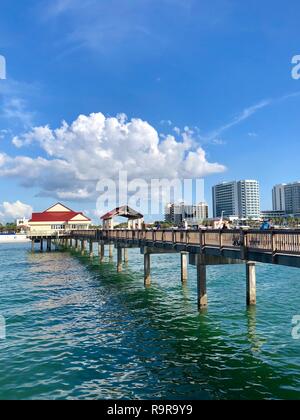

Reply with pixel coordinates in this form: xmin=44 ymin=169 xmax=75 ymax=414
xmin=213 ymin=180 xmax=260 ymax=219
xmin=165 ymin=202 xmax=209 ymax=225
xmin=212 ymin=182 xmax=239 ymax=218
xmin=237 ymin=180 xmax=261 ymax=219
xmin=276 ymin=182 xmax=300 ymax=214
xmin=272 ymin=184 xmax=286 ymax=211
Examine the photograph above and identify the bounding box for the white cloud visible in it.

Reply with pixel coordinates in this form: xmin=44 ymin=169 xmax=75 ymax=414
xmin=39 ymin=0 xmax=200 ymax=58
xmin=1 ymin=112 xmax=226 ymax=200
xmin=200 ymin=92 xmax=300 ymax=145
xmin=160 ymin=119 xmax=173 ymax=126
xmin=2 ymin=97 xmax=35 ymax=128
xmin=0 ymin=79 xmax=38 ymax=130
xmin=204 ymin=100 xmax=271 ymax=143
xmin=0 ymin=201 xmax=32 ymax=222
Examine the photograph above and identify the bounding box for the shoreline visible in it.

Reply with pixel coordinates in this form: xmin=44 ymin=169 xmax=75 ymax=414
xmin=0 ymin=234 xmax=30 ymax=244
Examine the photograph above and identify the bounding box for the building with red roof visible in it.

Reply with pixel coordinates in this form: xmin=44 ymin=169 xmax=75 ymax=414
xmin=28 ymin=203 xmax=91 ymax=234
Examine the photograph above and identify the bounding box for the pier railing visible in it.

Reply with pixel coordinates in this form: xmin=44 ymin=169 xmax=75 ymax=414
xmin=28 ymin=230 xmax=69 ymax=238
xmin=70 ymin=229 xmax=300 ymax=256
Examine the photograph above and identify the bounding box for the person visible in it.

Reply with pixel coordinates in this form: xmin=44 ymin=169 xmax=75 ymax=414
xmin=222 ymin=222 xmax=228 ymax=230
xmin=260 ymin=220 xmax=271 ymax=230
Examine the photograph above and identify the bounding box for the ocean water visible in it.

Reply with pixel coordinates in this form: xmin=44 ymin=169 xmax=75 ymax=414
xmin=0 ymin=242 xmax=300 ymax=400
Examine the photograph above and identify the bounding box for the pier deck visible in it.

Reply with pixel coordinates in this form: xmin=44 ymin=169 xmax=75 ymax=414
xmin=28 ymin=229 xmax=300 ymax=311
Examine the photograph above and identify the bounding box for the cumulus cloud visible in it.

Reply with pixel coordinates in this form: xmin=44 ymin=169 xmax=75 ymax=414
xmin=1 ymin=112 xmax=226 ymax=200
xmin=0 ymin=200 xmax=32 ymax=222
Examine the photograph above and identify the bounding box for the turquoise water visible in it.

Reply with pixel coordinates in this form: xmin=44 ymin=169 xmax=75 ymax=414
xmin=0 ymin=243 xmax=300 ymax=400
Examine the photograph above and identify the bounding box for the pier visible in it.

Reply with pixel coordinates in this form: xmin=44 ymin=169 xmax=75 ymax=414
xmin=28 ymin=228 xmax=300 ymax=311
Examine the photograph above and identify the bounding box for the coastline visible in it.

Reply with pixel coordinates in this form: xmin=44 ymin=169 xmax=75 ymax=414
xmin=0 ymin=234 xmax=30 ymax=244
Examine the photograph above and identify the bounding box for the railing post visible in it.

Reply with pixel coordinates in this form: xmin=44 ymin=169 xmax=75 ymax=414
xmin=240 ymin=230 xmax=247 ymax=260
xmin=200 ymin=231 xmax=204 ymax=254
xmin=272 ymin=231 xmax=277 ymax=263
xmin=220 ymin=231 xmax=223 ymax=250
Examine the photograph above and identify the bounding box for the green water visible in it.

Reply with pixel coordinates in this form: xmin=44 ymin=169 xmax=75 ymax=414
xmin=0 ymin=243 xmax=300 ymax=400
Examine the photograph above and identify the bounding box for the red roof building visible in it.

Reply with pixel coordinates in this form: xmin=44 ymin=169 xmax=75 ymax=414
xmin=28 ymin=203 xmax=91 ymax=233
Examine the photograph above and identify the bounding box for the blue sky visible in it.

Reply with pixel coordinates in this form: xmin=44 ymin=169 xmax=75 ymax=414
xmin=0 ymin=0 xmax=300 ymax=221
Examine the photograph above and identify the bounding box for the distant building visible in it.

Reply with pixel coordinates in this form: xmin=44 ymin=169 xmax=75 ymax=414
xmin=284 ymin=182 xmax=300 ymax=214
xmin=213 ymin=180 xmax=260 ymax=219
xmin=28 ymin=203 xmax=91 ymax=234
xmin=272 ymin=184 xmax=286 ymax=211
xmin=212 ymin=181 xmax=239 ymax=218
xmin=272 ymin=182 xmax=300 ymax=215
xmin=165 ymin=202 xmax=208 ymax=225
xmin=261 ymin=210 xmax=286 ymax=219
xmin=16 ymin=218 xmax=29 ymax=228
xmin=238 ymin=180 xmax=261 ymax=219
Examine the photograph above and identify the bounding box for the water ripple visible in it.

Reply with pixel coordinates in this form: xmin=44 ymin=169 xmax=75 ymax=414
xmin=1 ymin=244 xmax=300 ymax=399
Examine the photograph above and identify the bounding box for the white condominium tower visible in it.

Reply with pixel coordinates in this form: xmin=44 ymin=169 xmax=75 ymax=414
xmin=213 ymin=180 xmax=261 ymax=219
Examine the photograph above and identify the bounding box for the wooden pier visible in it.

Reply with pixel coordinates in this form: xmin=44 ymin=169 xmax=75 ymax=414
xmin=28 ymin=228 xmax=300 ymax=311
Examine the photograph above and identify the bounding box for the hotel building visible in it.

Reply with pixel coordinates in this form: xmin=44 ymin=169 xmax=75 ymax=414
xmin=213 ymin=180 xmax=261 ymax=219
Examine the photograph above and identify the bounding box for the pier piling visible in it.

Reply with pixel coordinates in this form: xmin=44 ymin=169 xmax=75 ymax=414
xmin=246 ymin=262 xmax=256 ymax=306
xmin=197 ymin=264 xmax=207 ymax=310
xmin=89 ymin=240 xmax=94 ymax=258
xmin=98 ymin=243 xmax=103 ymax=261
xmin=181 ymin=252 xmax=188 ymax=284
xmin=109 ymin=245 xmax=114 ymax=260
xmin=99 ymin=243 xmax=105 ymax=262
xmin=81 ymin=240 xmax=86 ymax=256
xmin=117 ymin=248 xmax=123 ymax=272
xmin=124 ymin=248 xmax=129 ymax=264
xmin=144 ymin=253 xmax=151 ymax=286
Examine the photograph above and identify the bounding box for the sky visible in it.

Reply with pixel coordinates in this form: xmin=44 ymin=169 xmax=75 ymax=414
xmin=0 ymin=0 xmax=300 ymax=222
